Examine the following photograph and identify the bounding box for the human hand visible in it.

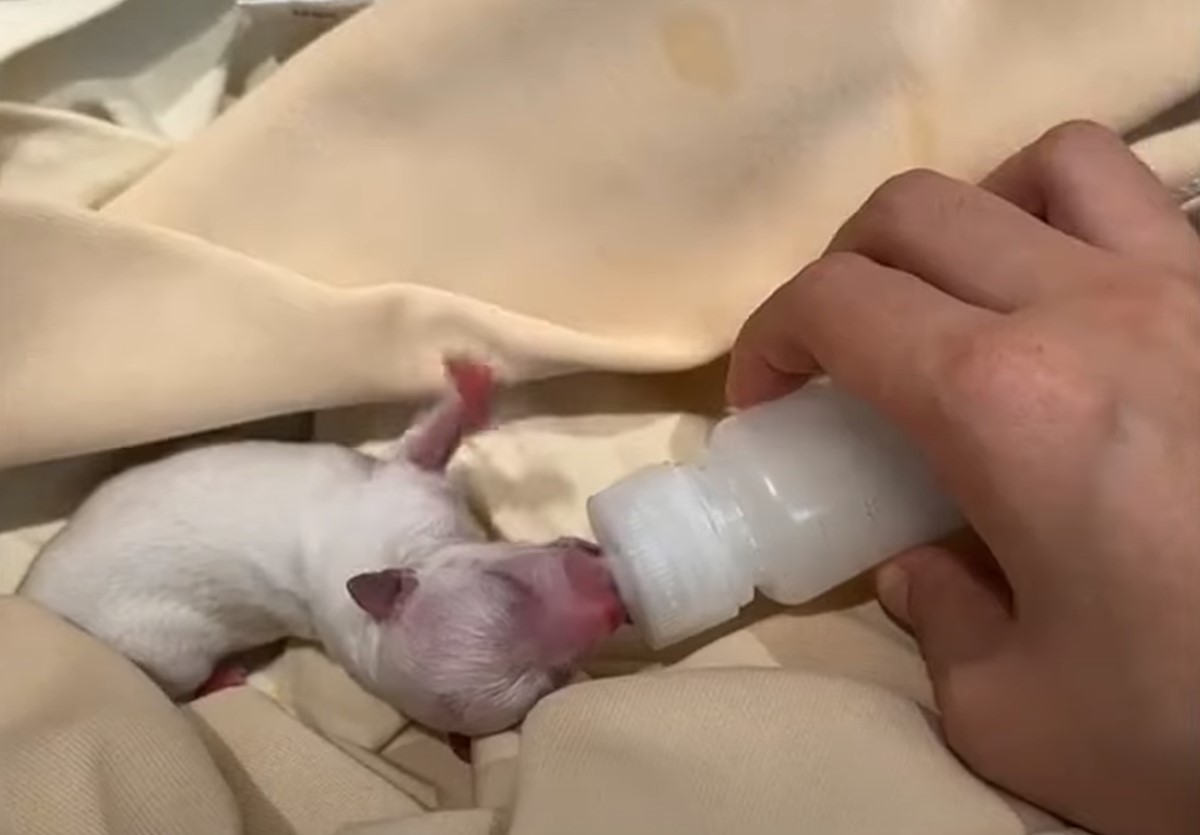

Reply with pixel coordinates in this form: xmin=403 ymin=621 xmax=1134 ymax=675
xmin=726 ymin=121 xmax=1200 ymax=835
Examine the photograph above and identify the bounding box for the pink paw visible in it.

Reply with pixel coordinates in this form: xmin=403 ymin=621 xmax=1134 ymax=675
xmin=195 ymin=664 xmax=248 ymax=698
xmin=444 ymin=357 xmax=494 ymax=431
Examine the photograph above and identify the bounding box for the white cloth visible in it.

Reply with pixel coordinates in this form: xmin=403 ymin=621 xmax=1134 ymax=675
xmin=0 ymin=0 xmax=239 ymax=139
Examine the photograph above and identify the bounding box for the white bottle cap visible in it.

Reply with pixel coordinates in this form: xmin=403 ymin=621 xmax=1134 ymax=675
xmin=587 ymin=464 xmax=753 ymax=649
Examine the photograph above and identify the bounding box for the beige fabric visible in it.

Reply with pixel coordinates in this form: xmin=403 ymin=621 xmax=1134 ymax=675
xmin=0 ymin=102 xmax=168 ymax=206
xmin=0 ymin=597 xmax=243 ymax=835
xmin=188 ymin=688 xmax=425 ymax=832
xmin=2 ymin=1 xmax=1200 ymax=834
xmin=338 ymin=811 xmax=496 ymax=835
xmin=3 ymin=0 xmax=1199 ymax=467
xmin=511 ymin=670 xmax=1021 ymax=835
xmin=231 ymin=0 xmax=375 ymax=96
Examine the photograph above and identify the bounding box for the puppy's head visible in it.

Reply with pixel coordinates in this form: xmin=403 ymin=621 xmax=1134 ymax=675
xmin=346 ymin=538 xmax=625 ymax=735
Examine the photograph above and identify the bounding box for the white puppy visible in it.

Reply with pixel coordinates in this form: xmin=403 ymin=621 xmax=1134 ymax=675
xmin=20 ymin=360 xmax=625 ymax=736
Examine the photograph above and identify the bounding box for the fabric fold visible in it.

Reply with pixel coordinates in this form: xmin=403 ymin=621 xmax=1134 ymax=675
xmin=2 ymin=1 xmax=1199 ymax=833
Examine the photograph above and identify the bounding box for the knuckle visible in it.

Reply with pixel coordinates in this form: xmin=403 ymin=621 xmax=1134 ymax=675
xmin=843 ymin=169 xmax=961 ymax=252
xmin=865 ymin=168 xmax=947 ymax=219
xmin=1033 ymin=119 xmax=1119 ymax=167
xmin=788 ymin=251 xmax=873 ymax=298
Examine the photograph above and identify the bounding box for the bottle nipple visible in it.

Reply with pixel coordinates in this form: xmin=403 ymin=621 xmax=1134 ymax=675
xmin=588 ymin=464 xmax=753 ymax=649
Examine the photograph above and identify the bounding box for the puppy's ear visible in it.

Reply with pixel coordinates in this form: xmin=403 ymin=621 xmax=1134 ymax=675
xmin=347 ymin=568 xmax=419 ymax=621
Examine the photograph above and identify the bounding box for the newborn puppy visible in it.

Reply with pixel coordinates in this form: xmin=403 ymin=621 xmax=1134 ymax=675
xmin=19 ymin=360 xmax=625 ymax=736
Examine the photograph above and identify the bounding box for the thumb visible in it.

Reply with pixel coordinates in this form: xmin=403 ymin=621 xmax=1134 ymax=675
xmin=875 ymin=541 xmax=1012 ymax=675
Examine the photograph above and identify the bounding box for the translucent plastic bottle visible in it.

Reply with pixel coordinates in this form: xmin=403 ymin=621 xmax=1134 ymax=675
xmin=587 ymin=378 xmax=962 ymax=649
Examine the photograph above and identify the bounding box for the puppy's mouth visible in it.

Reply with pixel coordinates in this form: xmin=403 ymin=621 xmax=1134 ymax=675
xmin=559 ymin=548 xmax=629 ymax=632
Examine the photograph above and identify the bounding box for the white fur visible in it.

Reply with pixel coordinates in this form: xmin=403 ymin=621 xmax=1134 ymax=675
xmin=19 ymin=421 xmax=620 ymax=736
xmin=19 ymin=440 xmax=484 ymax=704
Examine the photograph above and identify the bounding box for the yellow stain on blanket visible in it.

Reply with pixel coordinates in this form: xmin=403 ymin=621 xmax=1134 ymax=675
xmin=659 ymin=8 xmax=739 ymax=95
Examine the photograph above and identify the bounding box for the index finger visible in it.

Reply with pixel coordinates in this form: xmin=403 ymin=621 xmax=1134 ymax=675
xmin=727 ymin=251 xmax=992 ymax=433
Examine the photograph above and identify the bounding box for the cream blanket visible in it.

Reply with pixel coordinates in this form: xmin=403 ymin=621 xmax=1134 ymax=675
xmin=1 ymin=2 xmax=1198 ymax=833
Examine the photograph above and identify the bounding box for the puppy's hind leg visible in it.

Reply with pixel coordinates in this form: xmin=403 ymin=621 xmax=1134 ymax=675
xmin=131 ymin=646 xmax=219 ymax=701
xmin=399 ymin=358 xmax=495 ymax=472
xmin=111 ymin=610 xmax=228 ymax=700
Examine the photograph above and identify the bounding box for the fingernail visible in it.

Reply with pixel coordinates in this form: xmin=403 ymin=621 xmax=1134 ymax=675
xmin=875 ymin=562 xmax=911 ymax=624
